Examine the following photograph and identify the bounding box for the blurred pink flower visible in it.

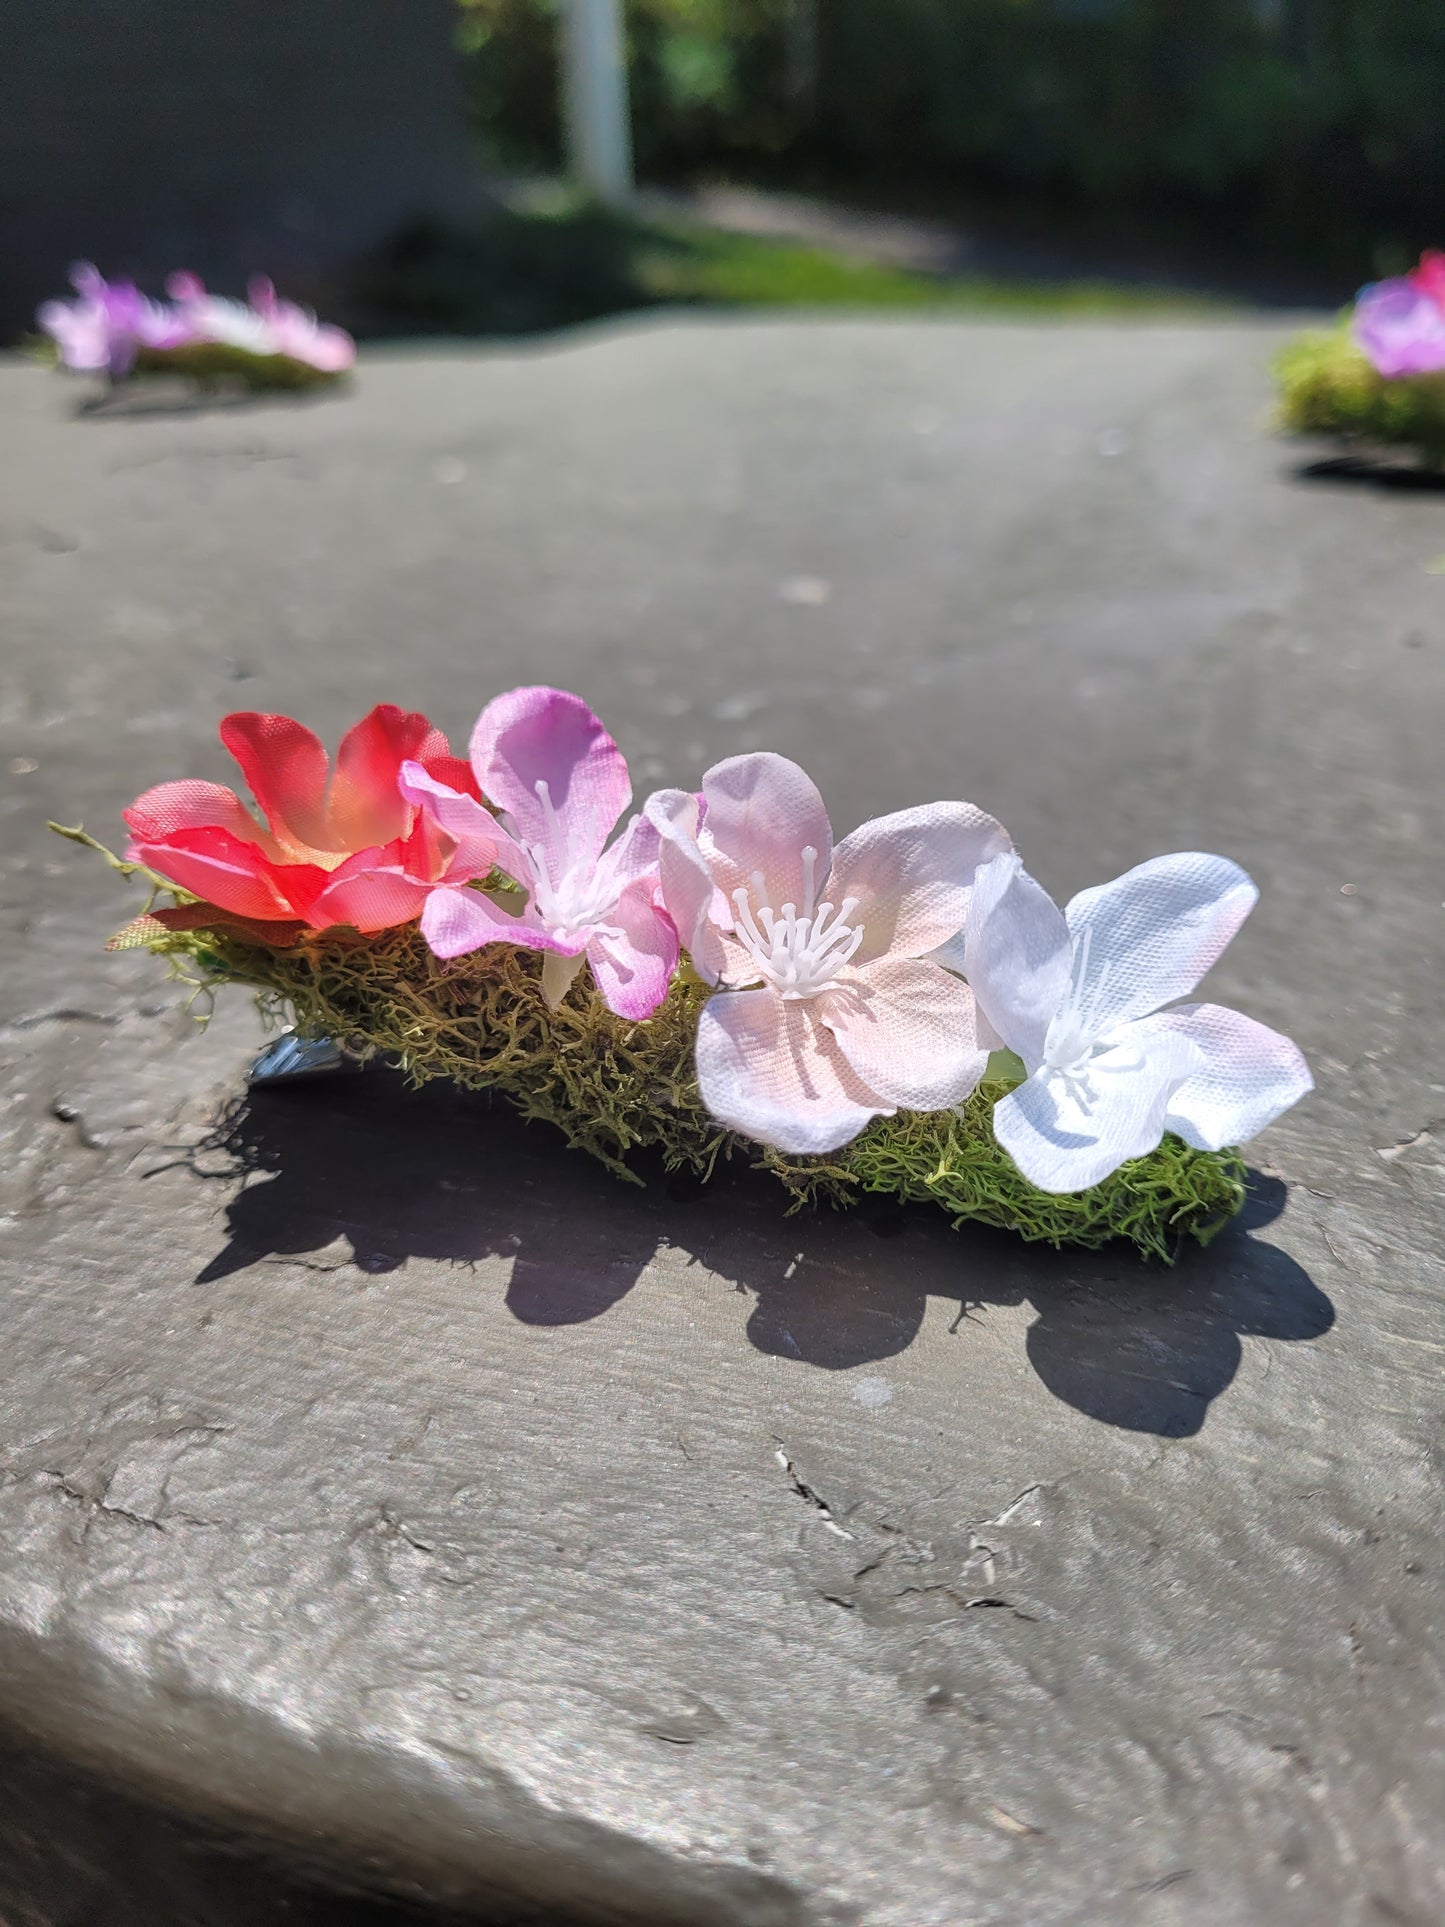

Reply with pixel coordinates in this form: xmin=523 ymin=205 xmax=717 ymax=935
xmin=1409 ymin=249 xmax=1445 ymax=308
xmin=246 ymin=276 xmax=356 ymax=373
xmin=37 ymin=262 xmax=193 ymax=379
xmin=164 ymin=270 xmax=276 ymax=355
xmin=403 ymin=686 xmax=678 ymax=1020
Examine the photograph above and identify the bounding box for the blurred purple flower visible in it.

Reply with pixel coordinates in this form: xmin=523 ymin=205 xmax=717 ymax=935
xmin=36 ymin=262 xmax=193 ymax=379
xmin=1352 ymin=275 xmax=1445 ymax=379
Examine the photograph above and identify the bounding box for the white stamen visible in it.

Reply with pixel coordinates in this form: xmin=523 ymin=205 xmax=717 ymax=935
xmin=729 ymin=847 xmax=864 ymax=1000
xmin=520 ymin=777 xmax=621 ymax=946
xmin=1041 ymin=925 xmax=1123 ymax=1095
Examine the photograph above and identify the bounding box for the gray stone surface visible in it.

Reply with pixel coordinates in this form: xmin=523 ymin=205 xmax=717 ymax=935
xmin=0 ymin=0 xmax=480 ymax=339
xmin=0 ymin=321 xmax=1442 ymax=1925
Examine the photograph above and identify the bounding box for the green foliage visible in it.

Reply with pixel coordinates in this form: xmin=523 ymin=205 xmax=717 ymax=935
xmin=366 ymin=198 xmax=1222 ymax=335
xmin=457 ymin=1 xmax=1445 ymax=274
xmin=1274 ymin=321 xmax=1445 ymax=463
xmin=122 ymin=912 xmax=1245 ymax=1262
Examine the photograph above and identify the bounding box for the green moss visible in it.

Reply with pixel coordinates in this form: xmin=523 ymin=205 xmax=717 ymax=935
xmin=30 ymin=336 xmax=346 ymax=393
xmin=1274 ymin=321 xmax=1445 ymax=464
xmin=126 ymin=915 xmax=1244 ymax=1263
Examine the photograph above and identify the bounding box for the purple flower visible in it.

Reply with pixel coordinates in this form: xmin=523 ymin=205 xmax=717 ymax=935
xmin=402 ymin=686 xmax=679 ymax=1021
xmin=36 ymin=263 xmax=193 ymax=380
xmin=1352 ymin=276 xmax=1445 ymax=379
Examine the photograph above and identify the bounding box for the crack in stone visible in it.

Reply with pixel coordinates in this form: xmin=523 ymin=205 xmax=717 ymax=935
xmin=44 ymin=1472 xmax=166 ymax=1534
xmin=772 ymin=1444 xmax=855 ymax=1540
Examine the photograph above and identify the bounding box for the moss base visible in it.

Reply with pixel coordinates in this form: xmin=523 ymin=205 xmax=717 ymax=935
xmin=1274 ymin=323 xmax=1445 ymax=465
xmin=125 ymin=916 xmax=1245 ymax=1263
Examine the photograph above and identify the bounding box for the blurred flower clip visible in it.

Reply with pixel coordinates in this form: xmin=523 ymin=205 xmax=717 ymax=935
xmin=36 ymin=262 xmax=355 ymax=390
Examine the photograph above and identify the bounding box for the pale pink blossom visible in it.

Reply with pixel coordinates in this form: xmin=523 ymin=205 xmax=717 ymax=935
xmin=164 ymin=271 xmax=276 ymax=355
xmin=246 ymin=276 xmax=356 ymax=373
xmin=648 ymin=754 xmax=1011 ymax=1154
xmin=959 ymin=851 xmax=1313 ymax=1192
xmin=165 ymin=272 xmax=355 ymax=372
xmin=401 ymin=687 xmax=677 ymax=1020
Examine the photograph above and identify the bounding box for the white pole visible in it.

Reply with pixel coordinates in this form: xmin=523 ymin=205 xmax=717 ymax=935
xmin=561 ymin=0 xmax=634 ymax=207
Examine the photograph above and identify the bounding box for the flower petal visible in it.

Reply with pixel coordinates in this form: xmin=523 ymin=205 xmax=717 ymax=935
xmin=123 ymin=778 xmax=283 ymax=862
xmin=302 ymin=846 xmax=432 ymax=934
xmin=695 ymin=989 xmax=883 ymax=1155
xmin=418 ymin=885 xmax=576 ymax=962
xmin=327 ymin=705 xmax=445 ymax=851
xmin=645 ymin=787 xmax=729 ymax=984
xmin=585 ymin=879 xmax=678 ymax=1020
xmin=470 ymin=686 xmax=631 ymax=874
xmin=819 ymin=956 xmax=989 ymax=1111
xmin=398 ymin=760 xmax=515 ymax=884
xmin=1353 ymin=278 xmax=1445 ymax=379
xmin=124 ymin=824 xmax=302 ymax=922
xmin=219 ymin=712 xmax=333 ymax=856
xmin=1135 ymin=1003 xmax=1314 ymax=1151
xmin=699 ymin=753 xmax=832 ymax=914
xmin=829 ymin=800 xmax=1011 ymax=963
xmin=959 ymin=854 xmax=1073 ymax=1069
xmin=592 ymin=808 xmax=661 ymax=899
xmin=992 ymin=1025 xmax=1204 ymax=1193
xmin=1062 ymin=852 xmax=1257 ymax=1036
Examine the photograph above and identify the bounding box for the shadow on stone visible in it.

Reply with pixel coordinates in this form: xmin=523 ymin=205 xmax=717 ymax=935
xmin=70 ymin=375 xmax=352 ymax=422
xmin=1293 ymin=454 xmax=1445 ymax=492
xmin=195 ymin=1070 xmax=1332 ymax=1438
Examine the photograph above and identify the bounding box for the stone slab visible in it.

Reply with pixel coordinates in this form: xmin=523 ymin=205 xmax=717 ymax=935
xmin=0 ymin=321 xmax=1442 ymax=1924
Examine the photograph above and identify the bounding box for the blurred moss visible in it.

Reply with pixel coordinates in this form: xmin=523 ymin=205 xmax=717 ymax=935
xmin=1275 ymin=321 xmax=1445 ymax=464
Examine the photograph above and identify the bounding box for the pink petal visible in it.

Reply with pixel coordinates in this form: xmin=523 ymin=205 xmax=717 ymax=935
xmin=644 ymin=787 xmax=729 ymax=984
xmin=1135 ymin=1003 xmax=1313 ymax=1151
xmin=593 ymin=809 xmax=661 ymax=895
xmin=123 ymin=824 xmax=302 ymax=922
xmin=399 ymin=760 xmax=517 ymax=884
xmin=695 ymin=989 xmax=883 ymax=1155
xmin=326 ymin=706 xmax=441 ymax=850
xmin=819 ymin=956 xmax=989 ymax=1111
xmin=960 ymin=854 xmax=1073 ymax=1069
xmin=993 ymin=1026 xmax=1204 ymax=1193
xmin=300 ymin=844 xmax=435 ymax=933
xmin=470 ymin=687 xmax=631 ymax=876
xmin=585 ymin=880 xmax=679 ymax=1020
xmin=699 ymin=753 xmax=833 ymax=915
xmin=1062 ymin=853 xmax=1258 ymax=1035
xmin=829 ymin=801 xmax=1011 ymax=964
xmin=418 ymin=885 xmax=578 ymax=962
xmin=123 ymin=778 xmax=283 ymax=862
xmin=220 ymin=712 xmax=333 ymax=857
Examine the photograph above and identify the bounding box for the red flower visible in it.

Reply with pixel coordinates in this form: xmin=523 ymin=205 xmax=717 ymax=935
xmin=124 ymin=706 xmax=501 ymax=933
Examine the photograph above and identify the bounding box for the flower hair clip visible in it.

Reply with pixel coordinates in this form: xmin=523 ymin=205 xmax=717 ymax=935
xmin=1276 ymin=250 xmax=1445 ymax=468
xmin=36 ymin=262 xmax=355 ymax=394
xmin=61 ymin=685 xmax=1311 ymax=1260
